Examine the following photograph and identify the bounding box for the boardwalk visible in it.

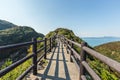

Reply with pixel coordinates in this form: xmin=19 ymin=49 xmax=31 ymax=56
xmin=1 ymin=36 xmax=120 ymax=80
xmin=29 ymin=40 xmax=79 ymax=80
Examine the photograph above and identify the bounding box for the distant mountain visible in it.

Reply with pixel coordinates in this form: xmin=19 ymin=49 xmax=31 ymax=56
xmin=0 ymin=19 xmax=16 ymax=30
xmin=82 ymin=36 xmax=120 ymax=39
xmin=82 ymin=36 xmax=120 ymax=47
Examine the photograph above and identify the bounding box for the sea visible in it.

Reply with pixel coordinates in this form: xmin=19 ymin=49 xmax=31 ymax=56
xmin=82 ymin=37 xmax=120 ymax=47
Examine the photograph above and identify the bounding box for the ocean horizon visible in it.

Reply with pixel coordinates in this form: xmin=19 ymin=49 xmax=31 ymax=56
xmin=82 ymin=37 xmax=120 ymax=47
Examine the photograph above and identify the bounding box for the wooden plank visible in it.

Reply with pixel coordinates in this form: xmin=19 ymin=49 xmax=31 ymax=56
xmin=67 ymin=39 xmax=81 ymax=48
xmin=0 ymin=41 xmax=33 ymax=50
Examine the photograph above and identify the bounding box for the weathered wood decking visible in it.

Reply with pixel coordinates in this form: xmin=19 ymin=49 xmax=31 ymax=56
xmin=29 ymin=40 xmax=79 ymax=80
xmin=1 ymin=36 xmax=120 ymax=80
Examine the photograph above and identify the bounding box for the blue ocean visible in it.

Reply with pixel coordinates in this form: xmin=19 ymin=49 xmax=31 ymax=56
xmin=82 ymin=37 xmax=120 ymax=47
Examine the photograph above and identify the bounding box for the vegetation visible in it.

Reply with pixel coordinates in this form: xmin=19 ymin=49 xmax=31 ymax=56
xmin=0 ymin=26 xmax=44 ymax=46
xmin=0 ymin=20 xmax=44 ymax=64
xmin=46 ymin=28 xmax=120 ymax=79
xmin=84 ymin=41 xmax=120 ymax=79
xmin=46 ymin=28 xmax=83 ymax=53
xmin=88 ymin=59 xmax=119 ymax=79
xmin=94 ymin=41 xmax=120 ymax=62
xmin=1 ymin=27 xmax=120 ymax=80
xmin=46 ymin=28 xmax=82 ymax=43
xmin=0 ymin=57 xmax=32 ymax=80
xmin=91 ymin=41 xmax=120 ymax=79
xmin=0 ymin=36 xmax=46 ymax=80
xmin=0 ymin=20 xmax=45 ymax=80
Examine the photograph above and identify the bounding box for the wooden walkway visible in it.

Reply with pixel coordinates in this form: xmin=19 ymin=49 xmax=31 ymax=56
xmin=29 ymin=40 xmax=79 ymax=80
xmin=1 ymin=36 xmax=120 ymax=80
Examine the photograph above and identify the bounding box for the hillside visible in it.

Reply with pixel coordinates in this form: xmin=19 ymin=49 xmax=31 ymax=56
xmin=0 ymin=20 xmax=44 ymax=62
xmin=0 ymin=26 xmax=44 ymax=46
xmin=46 ymin=28 xmax=82 ymax=43
xmin=0 ymin=28 xmax=83 ymax=80
xmin=0 ymin=19 xmax=16 ymax=30
xmin=94 ymin=41 xmax=120 ymax=62
xmin=0 ymin=27 xmax=120 ymax=79
xmin=0 ymin=19 xmax=44 ymax=46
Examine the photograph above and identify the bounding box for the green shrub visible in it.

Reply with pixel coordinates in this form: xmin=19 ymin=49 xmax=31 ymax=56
xmin=88 ymin=59 xmax=119 ymax=80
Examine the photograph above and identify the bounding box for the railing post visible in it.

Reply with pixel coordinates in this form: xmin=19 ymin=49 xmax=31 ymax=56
xmin=80 ymin=42 xmax=87 ymax=80
xmin=53 ymin=36 xmax=56 ymax=47
xmin=44 ymin=38 xmax=47 ymax=59
xmin=64 ymin=38 xmax=67 ymax=48
xmin=67 ymin=41 xmax=70 ymax=54
xmin=70 ymin=42 xmax=74 ymax=62
xmin=63 ymin=37 xmax=66 ymax=46
xmin=52 ymin=37 xmax=54 ymax=48
xmin=51 ymin=37 xmax=53 ymax=48
xmin=50 ymin=38 xmax=52 ymax=52
xmin=32 ymin=38 xmax=37 ymax=75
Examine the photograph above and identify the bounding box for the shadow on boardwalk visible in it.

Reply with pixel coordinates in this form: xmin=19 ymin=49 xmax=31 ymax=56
xmin=37 ymin=41 xmax=71 ymax=80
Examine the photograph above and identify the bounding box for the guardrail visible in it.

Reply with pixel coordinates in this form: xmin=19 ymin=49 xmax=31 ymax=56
xmin=0 ymin=36 xmax=56 ymax=80
xmin=60 ymin=36 xmax=120 ymax=80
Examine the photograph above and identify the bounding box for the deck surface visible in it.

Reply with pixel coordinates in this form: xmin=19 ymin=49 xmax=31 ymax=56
xmin=29 ymin=40 xmax=79 ymax=80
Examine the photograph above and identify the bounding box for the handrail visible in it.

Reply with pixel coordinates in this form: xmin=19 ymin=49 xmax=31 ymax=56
xmin=60 ymin=35 xmax=120 ymax=80
xmin=0 ymin=54 xmax=33 ymax=77
xmin=67 ymin=44 xmax=81 ymax=60
xmin=37 ymin=39 xmax=45 ymax=43
xmin=0 ymin=36 xmax=56 ymax=79
xmin=1 ymin=34 xmax=120 ymax=80
xmin=82 ymin=61 xmax=101 ymax=80
xmin=83 ymin=46 xmax=120 ymax=73
xmin=16 ymin=65 xmax=34 ymax=80
xmin=0 ymin=41 xmax=34 ymax=50
xmin=66 ymin=38 xmax=81 ymax=48
xmin=37 ymin=46 xmax=45 ymax=53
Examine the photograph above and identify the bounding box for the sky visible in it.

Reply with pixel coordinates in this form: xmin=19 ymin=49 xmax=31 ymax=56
xmin=0 ymin=0 xmax=120 ymax=37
